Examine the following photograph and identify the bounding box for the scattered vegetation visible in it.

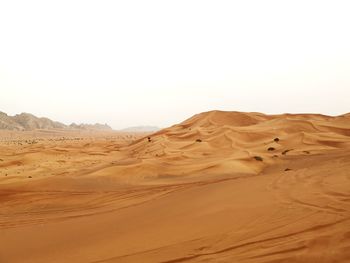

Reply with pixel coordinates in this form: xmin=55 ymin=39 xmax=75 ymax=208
xmin=196 ymin=139 xmax=202 ymax=143
xmin=267 ymin=147 xmax=275 ymax=151
xmin=25 ymin=140 xmax=38 ymax=144
xmin=254 ymin=156 xmax=263 ymax=161
xmin=147 ymin=137 xmax=152 ymax=142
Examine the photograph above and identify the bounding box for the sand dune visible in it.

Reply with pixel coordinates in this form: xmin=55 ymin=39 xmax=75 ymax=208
xmin=0 ymin=111 xmax=350 ymax=262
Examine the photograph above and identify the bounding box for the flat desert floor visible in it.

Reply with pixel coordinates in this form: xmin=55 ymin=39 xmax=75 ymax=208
xmin=0 ymin=111 xmax=350 ymax=263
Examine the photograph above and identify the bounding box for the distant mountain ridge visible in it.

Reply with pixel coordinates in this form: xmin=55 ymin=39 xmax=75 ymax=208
xmin=120 ymin=126 xmax=160 ymax=132
xmin=70 ymin=123 xmax=112 ymax=131
xmin=0 ymin=111 xmax=112 ymax=131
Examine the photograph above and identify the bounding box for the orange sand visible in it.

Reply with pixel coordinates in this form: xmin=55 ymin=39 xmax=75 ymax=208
xmin=0 ymin=111 xmax=350 ymax=262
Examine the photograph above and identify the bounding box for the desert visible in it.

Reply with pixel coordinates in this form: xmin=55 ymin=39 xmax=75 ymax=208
xmin=1 ymin=1 xmax=350 ymax=262
xmin=0 ymin=110 xmax=349 ymax=263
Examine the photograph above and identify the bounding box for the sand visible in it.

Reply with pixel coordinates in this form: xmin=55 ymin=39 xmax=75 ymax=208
xmin=0 ymin=111 xmax=349 ymax=262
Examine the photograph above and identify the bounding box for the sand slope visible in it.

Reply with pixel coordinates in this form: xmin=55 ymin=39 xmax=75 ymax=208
xmin=0 ymin=111 xmax=350 ymax=262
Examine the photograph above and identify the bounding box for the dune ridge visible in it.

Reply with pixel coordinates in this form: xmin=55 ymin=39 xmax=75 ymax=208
xmin=104 ymin=110 xmax=350 ymax=183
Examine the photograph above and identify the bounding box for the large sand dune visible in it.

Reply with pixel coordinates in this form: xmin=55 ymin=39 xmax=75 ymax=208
xmin=0 ymin=111 xmax=350 ymax=262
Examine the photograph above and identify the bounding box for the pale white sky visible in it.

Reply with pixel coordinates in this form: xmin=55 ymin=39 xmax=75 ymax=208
xmin=0 ymin=0 xmax=349 ymax=129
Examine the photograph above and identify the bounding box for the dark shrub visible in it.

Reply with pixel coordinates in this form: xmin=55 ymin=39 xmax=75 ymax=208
xmin=274 ymin=138 xmax=280 ymax=142
xmin=268 ymin=147 xmax=275 ymax=151
xmin=254 ymin=156 xmax=263 ymax=161
xmin=196 ymin=139 xmax=202 ymax=143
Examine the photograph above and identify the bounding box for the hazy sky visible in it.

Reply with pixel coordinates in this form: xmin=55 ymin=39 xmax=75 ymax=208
xmin=0 ymin=0 xmax=349 ymax=129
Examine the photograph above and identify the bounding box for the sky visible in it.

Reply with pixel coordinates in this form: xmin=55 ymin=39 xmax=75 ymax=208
xmin=0 ymin=0 xmax=349 ymax=129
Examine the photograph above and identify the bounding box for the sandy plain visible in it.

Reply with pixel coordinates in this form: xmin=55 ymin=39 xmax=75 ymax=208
xmin=0 ymin=111 xmax=350 ymax=263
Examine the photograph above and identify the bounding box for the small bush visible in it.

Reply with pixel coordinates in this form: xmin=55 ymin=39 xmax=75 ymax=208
xmin=268 ymin=147 xmax=275 ymax=151
xmin=254 ymin=156 xmax=263 ymax=161
xmin=274 ymin=138 xmax=280 ymax=142
xmin=284 ymin=168 xmax=292 ymax=171
xmin=196 ymin=139 xmax=202 ymax=143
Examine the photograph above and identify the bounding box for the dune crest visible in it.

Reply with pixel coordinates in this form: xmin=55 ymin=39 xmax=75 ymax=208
xmin=94 ymin=110 xmax=350 ymax=183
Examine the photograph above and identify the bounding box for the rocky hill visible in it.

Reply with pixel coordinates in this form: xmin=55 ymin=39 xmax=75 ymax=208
xmin=0 ymin=111 xmax=112 ymax=131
